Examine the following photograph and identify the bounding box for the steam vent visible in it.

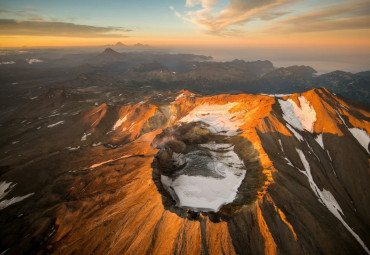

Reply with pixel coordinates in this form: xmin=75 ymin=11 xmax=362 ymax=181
xmin=1 ymin=89 xmax=369 ymax=255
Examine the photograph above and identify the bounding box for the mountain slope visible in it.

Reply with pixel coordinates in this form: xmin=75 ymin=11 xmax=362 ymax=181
xmin=0 ymin=88 xmax=369 ymax=254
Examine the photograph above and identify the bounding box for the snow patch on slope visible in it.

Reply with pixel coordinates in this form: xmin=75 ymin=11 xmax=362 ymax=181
xmin=112 ymin=114 xmax=128 ymax=131
xmin=47 ymin=120 xmax=64 ymax=128
xmin=0 ymin=181 xmax=34 ymax=210
xmin=0 ymin=181 xmax=15 ymax=200
xmin=315 ymin=134 xmax=324 ymax=149
xmin=286 ymin=124 xmax=303 ymax=142
xmin=180 ymin=103 xmax=244 ymax=136
xmin=348 ymin=128 xmax=370 ymax=154
xmin=335 ymin=110 xmax=369 ymax=154
xmin=0 ymin=193 xmax=34 ymax=210
xmin=296 ymin=149 xmax=369 ymax=254
xmin=279 ymin=96 xmax=316 ymax=132
xmin=81 ymin=132 xmax=92 ymax=141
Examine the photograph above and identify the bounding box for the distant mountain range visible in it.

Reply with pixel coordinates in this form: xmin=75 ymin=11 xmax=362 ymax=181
xmin=103 ymin=42 xmax=151 ymax=49
xmin=0 ymin=48 xmax=368 ymax=106
xmin=79 ymin=48 xmax=369 ymax=104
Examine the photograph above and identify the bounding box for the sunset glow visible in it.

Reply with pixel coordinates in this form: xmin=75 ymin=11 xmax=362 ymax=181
xmin=0 ymin=0 xmax=369 ymax=48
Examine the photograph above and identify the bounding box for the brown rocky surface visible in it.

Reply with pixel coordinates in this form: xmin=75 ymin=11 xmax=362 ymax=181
xmin=0 ymin=88 xmax=369 ymax=254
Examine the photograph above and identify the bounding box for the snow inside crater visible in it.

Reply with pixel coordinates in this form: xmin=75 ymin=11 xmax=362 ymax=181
xmin=161 ymin=142 xmax=246 ymax=212
xmin=179 ymin=103 xmax=245 ymax=136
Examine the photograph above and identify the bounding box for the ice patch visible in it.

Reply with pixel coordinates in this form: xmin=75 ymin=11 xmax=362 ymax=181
xmin=47 ymin=121 xmax=64 ymax=128
xmin=349 ymin=128 xmax=370 ymax=154
xmin=296 ymin=149 xmax=369 ymax=254
xmin=315 ymin=134 xmax=324 ymax=149
xmin=112 ymin=114 xmax=128 ymax=130
xmin=279 ymin=96 xmax=316 ymax=132
xmin=180 ymin=103 xmax=245 ymax=136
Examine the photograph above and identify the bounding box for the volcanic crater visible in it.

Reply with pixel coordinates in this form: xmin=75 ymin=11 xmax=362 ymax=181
xmin=151 ymin=122 xmax=266 ymax=221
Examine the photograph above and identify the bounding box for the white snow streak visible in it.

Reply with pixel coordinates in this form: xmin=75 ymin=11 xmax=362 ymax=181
xmin=278 ymin=139 xmax=284 ymax=153
xmin=81 ymin=132 xmax=92 ymax=141
xmin=335 ymin=110 xmax=347 ymax=127
xmin=260 ymin=93 xmax=292 ymax=97
xmin=0 ymin=193 xmax=34 ymax=210
xmin=296 ymin=149 xmax=369 ymax=254
xmin=47 ymin=121 xmax=64 ymax=128
xmin=27 ymin=58 xmax=43 ymax=64
xmin=340 ymin=103 xmax=349 ymax=111
xmin=175 ymin=93 xmax=185 ymax=100
xmin=283 ymin=157 xmax=294 ymax=167
xmin=336 ymin=110 xmax=369 ymax=154
xmin=348 ymin=128 xmax=370 ymax=154
xmin=89 ymin=154 xmax=132 ymax=169
xmin=0 ymin=181 xmax=34 ymax=210
xmin=66 ymin=146 xmax=80 ymax=151
xmin=0 ymin=181 xmax=15 ymax=200
xmin=286 ymin=124 xmax=303 ymax=142
xmin=315 ymin=134 xmax=324 ymax=149
xmin=112 ymin=114 xmax=128 ymax=130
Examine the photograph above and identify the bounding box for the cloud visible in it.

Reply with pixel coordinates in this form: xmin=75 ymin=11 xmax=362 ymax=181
xmin=268 ymin=0 xmax=370 ymax=33
xmin=173 ymin=0 xmax=293 ymax=35
xmin=0 ymin=8 xmax=45 ymax=21
xmin=0 ymin=19 xmax=132 ymax=38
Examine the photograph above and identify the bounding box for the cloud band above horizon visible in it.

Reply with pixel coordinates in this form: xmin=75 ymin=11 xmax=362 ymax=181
xmin=0 ymin=19 xmax=131 ymax=38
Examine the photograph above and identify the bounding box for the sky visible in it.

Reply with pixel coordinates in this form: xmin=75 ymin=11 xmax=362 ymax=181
xmin=0 ymin=0 xmax=369 ymax=71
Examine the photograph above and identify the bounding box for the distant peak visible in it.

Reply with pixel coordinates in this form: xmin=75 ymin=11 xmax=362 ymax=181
xmin=115 ymin=41 xmax=126 ymax=46
xmin=133 ymin=43 xmax=150 ymax=48
xmin=101 ymin=48 xmax=120 ymax=56
xmin=103 ymin=48 xmax=118 ymax=53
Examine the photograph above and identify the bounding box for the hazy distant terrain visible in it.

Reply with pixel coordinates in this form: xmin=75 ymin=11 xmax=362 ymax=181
xmin=0 ymin=47 xmax=369 ymax=111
